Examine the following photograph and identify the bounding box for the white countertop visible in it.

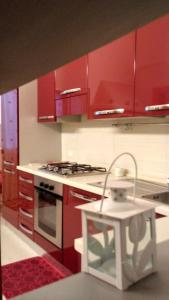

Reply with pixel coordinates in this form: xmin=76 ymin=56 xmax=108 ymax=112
xmin=17 ymin=163 xmax=169 ymax=216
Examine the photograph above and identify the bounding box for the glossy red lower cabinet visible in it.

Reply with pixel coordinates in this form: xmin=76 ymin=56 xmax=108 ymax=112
xmin=63 ymin=185 xmax=100 ymax=273
xmin=88 ymin=32 xmax=135 ymax=119
xmin=135 ymin=14 xmax=169 ymax=116
xmin=2 ymin=167 xmax=18 ymax=228
xmin=18 ymin=171 xmax=34 ymax=240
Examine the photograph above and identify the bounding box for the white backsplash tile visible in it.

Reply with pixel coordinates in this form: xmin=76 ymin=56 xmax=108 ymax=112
xmin=62 ymin=121 xmax=169 ymax=183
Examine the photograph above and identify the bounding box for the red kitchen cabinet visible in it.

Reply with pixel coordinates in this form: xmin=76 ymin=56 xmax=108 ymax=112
xmin=18 ymin=171 xmax=34 ymax=240
xmin=55 ymin=55 xmax=88 ymax=116
xmin=1 ymin=90 xmax=19 ymax=228
xmin=88 ymin=32 xmax=135 ymax=119
xmin=37 ymin=71 xmax=56 ymax=122
xmin=135 ymin=14 xmax=169 ymax=116
xmin=63 ymin=185 xmax=101 ymax=273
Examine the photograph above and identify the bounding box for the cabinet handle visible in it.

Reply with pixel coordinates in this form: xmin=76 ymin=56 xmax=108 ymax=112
xmin=70 ymin=190 xmax=97 ymax=202
xmin=94 ymin=108 xmax=125 ymax=116
xmin=145 ymin=104 xmax=169 ymax=112
xmin=3 ymin=160 xmax=15 ymax=166
xmin=60 ymin=88 xmax=81 ymax=95
xmin=4 ymin=169 xmax=15 ymax=175
xmin=19 ymin=223 xmax=33 ymax=235
xmin=38 ymin=116 xmax=55 ymax=120
xmin=19 ymin=192 xmax=33 ymax=201
xmin=19 ymin=176 xmax=33 ymax=184
xmin=19 ymin=208 xmax=33 ymax=218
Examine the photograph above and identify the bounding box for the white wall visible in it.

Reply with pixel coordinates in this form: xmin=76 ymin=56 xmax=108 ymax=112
xmin=62 ymin=120 xmax=169 ymax=183
xmin=19 ymin=80 xmax=61 ymax=164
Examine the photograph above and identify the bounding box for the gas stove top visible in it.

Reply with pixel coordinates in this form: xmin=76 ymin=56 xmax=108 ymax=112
xmin=39 ymin=162 xmax=107 ymax=176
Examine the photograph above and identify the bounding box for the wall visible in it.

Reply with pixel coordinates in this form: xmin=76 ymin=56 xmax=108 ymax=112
xmin=62 ymin=120 xmax=169 ymax=183
xmin=19 ymin=80 xmax=61 ymax=164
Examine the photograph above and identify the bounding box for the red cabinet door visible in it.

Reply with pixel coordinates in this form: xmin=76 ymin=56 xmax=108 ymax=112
xmin=55 ymin=56 xmax=88 ymax=117
xmin=1 ymin=90 xmax=18 ymax=165
xmin=2 ymin=168 xmax=18 ymax=228
xmin=63 ymin=186 xmax=100 ymax=273
xmin=55 ymin=55 xmax=88 ymax=98
xmin=37 ymin=71 xmax=56 ymax=122
xmin=88 ymin=32 xmax=135 ymax=119
xmin=135 ymin=14 xmax=169 ymax=116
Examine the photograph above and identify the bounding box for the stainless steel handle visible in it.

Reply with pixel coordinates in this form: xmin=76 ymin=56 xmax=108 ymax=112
xmin=19 ymin=208 xmax=33 ymax=218
xmin=3 ymin=160 xmax=15 ymax=166
xmin=94 ymin=108 xmax=125 ymax=116
xmin=19 ymin=192 xmax=33 ymax=201
xmin=60 ymin=88 xmax=81 ymax=95
xmin=145 ymin=104 xmax=169 ymax=112
xmin=70 ymin=190 xmax=97 ymax=202
xmin=19 ymin=224 xmax=33 ymax=235
xmin=4 ymin=169 xmax=15 ymax=175
xmin=38 ymin=115 xmax=55 ymax=120
xmin=19 ymin=176 xmax=33 ymax=184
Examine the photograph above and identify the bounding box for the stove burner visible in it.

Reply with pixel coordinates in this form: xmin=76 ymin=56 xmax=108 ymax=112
xmin=40 ymin=162 xmax=107 ymax=176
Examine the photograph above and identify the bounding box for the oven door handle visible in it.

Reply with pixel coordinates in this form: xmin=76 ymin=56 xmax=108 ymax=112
xmin=34 ymin=186 xmax=63 ymax=200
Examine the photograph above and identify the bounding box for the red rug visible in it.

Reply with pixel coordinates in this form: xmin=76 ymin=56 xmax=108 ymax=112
xmin=2 ymin=256 xmax=67 ymax=299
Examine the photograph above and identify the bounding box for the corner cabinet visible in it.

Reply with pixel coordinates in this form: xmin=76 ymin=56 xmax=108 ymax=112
xmin=55 ymin=55 xmax=88 ymax=117
xmin=135 ymin=14 xmax=169 ymax=116
xmin=37 ymin=71 xmax=56 ymax=122
xmin=88 ymin=32 xmax=135 ymax=119
xmin=1 ymin=90 xmax=19 ymax=228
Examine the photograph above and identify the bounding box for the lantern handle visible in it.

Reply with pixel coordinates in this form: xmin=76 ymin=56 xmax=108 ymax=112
xmin=99 ymin=152 xmax=138 ymax=212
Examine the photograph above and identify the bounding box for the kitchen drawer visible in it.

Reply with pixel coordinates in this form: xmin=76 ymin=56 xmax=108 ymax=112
xmin=18 ymin=185 xmax=34 ymax=201
xmin=19 ymin=200 xmax=34 ymax=215
xmin=19 ymin=209 xmax=34 ymax=226
xmin=19 ymin=221 xmax=34 ymax=240
xmin=18 ymin=171 xmax=34 ymax=189
xmin=67 ymin=186 xmax=101 ymax=205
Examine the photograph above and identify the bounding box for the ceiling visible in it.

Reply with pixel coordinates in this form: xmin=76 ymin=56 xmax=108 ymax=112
xmin=0 ymin=0 xmax=169 ymax=94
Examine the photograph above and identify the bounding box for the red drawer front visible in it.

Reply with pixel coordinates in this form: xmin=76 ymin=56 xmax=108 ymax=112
xmin=19 ymin=210 xmax=34 ymax=227
xmin=18 ymin=185 xmax=34 ymax=201
xmin=19 ymin=221 xmax=34 ymax=240
xmin=68 ymin=186 xmax=101 ymax=204
xmin=18 ymin=171 xmax=34 ymax=189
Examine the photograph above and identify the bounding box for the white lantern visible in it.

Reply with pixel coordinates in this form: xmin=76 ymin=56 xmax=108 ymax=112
xmin=76 ymin=153 xmax=157 ymax=290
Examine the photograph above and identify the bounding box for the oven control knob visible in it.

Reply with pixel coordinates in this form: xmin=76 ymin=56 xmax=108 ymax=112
xmin=49 ymin=185 xmax=54 ymax=191
xmin=40 ymin=182 xmax=44 ymax=187
xmin=44 ymin=184 xmax=49 ymax=189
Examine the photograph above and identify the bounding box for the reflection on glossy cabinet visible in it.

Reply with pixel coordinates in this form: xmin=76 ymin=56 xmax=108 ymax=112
xmin=135 ymin=14 xmax=169 ymax=116
xmin=1 ymin=90 xmax=19 ymax=228
xmin=1 ymin=90 xmax=18 ymax=164
xmin=38 ymin=71 xmax=56 ymax=122
xmin=88 ymin=32 xmax=135 ymax=119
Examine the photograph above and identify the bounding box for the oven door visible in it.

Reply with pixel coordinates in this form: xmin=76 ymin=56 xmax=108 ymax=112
xmin=34 ymin=187 xmax=62 ymax=248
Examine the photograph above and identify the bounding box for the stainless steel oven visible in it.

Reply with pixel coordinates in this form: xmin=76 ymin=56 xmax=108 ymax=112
xmin=34 ymin=176 xmax=63 ymax=248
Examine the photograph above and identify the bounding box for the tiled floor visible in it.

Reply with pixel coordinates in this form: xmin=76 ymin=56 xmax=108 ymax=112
xmin=1 ymin=218 xmax=46 ymax=299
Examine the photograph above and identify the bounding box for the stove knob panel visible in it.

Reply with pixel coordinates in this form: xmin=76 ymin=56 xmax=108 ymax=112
xmin=49 ymin=185 xmax=54 ymax=191
xmin=44 ymin=184 xmax=49 ymax=189
xmin=40 ymin=182 xmax=44 ymax=187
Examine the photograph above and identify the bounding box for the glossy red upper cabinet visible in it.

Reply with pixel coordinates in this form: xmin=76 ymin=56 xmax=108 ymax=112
xmin=135 ymin=14 xmax=169 ymax=116
xmin=55 ymin=55 xmax=88 ymax=117
xmin=37 ymin=71 xmax=56 ymax=122
xmin=1 ymin=90 xmax=18 ymax=165
xmin=88 ymin=32 xmax=135 ymax=119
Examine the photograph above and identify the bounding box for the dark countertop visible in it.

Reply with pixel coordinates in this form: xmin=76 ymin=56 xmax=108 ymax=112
xmin=14 ymin=240 xmax=169 ymax=300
